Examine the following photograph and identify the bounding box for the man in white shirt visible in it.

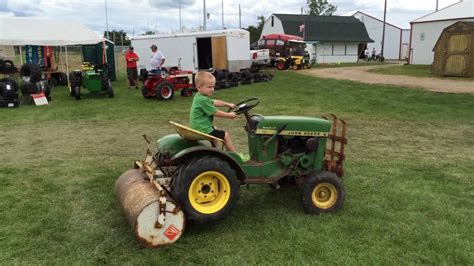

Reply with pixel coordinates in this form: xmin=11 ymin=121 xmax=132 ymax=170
xmin=150 ymin=44 xmax=166 ymax=70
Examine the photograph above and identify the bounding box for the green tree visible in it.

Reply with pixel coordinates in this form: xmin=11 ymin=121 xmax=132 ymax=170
xmin=306 ymin=0 xmax=337 ymax=16
xmin=244 ymin=15 xmax=266 ymax=44
xmin=103 ymin=30 xmax=131 ymax=46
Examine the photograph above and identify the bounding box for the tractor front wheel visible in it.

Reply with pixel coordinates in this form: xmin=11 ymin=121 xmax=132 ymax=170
xmin=172 ymin=156 xmax=240 ymax=223
xmin=156 ymin=81 xmax=174 ymax=100
xmin=302 ymin=171 xmax=345 ymax=214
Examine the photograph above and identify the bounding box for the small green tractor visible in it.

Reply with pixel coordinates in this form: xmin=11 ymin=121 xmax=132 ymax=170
xmin=115 ymin=98 xmax=347 ymax=247
xmin=69 ymin=62 xmax=114 ymax=100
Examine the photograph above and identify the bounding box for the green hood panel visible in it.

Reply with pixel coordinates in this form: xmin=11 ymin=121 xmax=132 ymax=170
xmin=257 ymin=116 xmax=331 ymax=135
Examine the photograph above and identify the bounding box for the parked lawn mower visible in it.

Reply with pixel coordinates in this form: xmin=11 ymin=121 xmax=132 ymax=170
xmin=115 ymin=98 xmax=347 ymax=247
xmin=140 ymin=67 xmax=194 ymax=100
xmin=69 ymin=62 xmax=113 ymax=100
xmin=275 ymin=54 xmax=312 ymax=70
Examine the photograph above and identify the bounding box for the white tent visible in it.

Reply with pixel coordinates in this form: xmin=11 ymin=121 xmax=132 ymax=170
xmin=0 ymin=17 xmax=105 ymax=77
xmin=0 ymin=17 xmax=103 ymax=46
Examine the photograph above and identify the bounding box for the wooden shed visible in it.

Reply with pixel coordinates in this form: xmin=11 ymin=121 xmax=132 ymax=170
xmin=432 ymin=21 xmax=474 ymax=77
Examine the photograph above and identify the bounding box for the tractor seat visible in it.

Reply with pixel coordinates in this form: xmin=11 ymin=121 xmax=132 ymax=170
xmin=169 ymin=121 xmax=224 ymax=147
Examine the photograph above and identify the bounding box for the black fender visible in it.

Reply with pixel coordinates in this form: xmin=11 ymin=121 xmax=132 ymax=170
xmin=171 ymin=146 xmax=246 ymax=182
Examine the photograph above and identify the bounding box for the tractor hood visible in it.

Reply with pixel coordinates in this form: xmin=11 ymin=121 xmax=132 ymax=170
xmin=256 ymin=116 xmax=331 ymax=137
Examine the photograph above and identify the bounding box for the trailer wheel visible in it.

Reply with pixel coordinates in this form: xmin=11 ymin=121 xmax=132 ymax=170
xmin=302 ymin=171 xmax=345 ymax=214
xmin=156 ymin=81 xmax=174 ymax=100
xmin=172 ymin=156 xmax=240 ymax=223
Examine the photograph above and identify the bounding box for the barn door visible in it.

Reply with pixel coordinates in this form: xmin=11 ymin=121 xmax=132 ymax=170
xmin=443 ymin=33 xmax=470 ymax=76
xmin=211 ymin=36 xmax=227 ymax=70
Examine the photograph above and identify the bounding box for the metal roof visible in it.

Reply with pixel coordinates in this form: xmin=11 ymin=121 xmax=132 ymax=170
xmin=273 ymin=14 xmax=373 ymax=43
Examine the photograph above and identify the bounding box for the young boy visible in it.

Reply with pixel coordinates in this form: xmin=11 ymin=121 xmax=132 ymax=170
xmin=190 ymin=71 xmax=237 ymax=152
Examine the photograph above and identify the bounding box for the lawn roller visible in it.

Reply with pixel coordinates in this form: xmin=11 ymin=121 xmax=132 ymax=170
xmin=141 ymin=67 xmax=195 ymax=100
xmin=69 ymin=62 xmax=113 ymax=100
xmin=115 ymin=98 xmax=347 ymax=247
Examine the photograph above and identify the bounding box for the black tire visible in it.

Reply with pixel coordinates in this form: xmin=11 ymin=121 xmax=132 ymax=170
xmin=74 ymin=86 xmax=81 ymax=100
xmin=180 ymin=87 xmax=193 ymax=97
xmin=59 ymin=72 xmax=68 ymax=86
xmin=101 ymin=72 xmax=109 ymax=91
xmin=276 ymin=60 xmax=286 ymax=70
xmin=0 ymin=78 xmax=19 ymax=92
xmin=108 ymin=85 xmax=114 ymax=98
xmin=49 ymin=77 xmax=60 ymax=87
xmin=19 ymin=64 xmax=41 ymax=83
xmin=156 ymin=81 xmax=174 ymax=100
xmin=2 ymin=60 xmax=17 ymax=74
xmin=226 ymin=72 xmax=239 ymax=82
xmin=0 ymin=59 xmax=5 ymax=72
xmin=172 ymin=156 xmax=240 ymax=223
xmin=22 ymin=82 xmax=39 ymax=94
xmin=302 ymin=171 xmax=345 ymax=214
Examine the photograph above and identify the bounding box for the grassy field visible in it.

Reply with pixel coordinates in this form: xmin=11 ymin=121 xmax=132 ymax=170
xmin=368 ymin=64 xmax=432 ymax=77
xmin=0 ymin=70 xmax=473 ymax=264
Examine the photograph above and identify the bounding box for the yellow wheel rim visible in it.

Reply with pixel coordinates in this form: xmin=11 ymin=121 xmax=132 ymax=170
xmin=188 ymin=171 xmax=231 ymax=214
xmin=311 ymin=182 xmax=338 ymax=210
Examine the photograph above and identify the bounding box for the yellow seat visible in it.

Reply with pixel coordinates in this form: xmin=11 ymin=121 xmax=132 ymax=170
xmin=169 ymin=121 xmax=224 ymax=146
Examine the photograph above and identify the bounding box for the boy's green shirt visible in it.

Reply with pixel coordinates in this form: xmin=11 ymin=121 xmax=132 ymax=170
xmin=189 ymin=92 xmax=217 ymax=134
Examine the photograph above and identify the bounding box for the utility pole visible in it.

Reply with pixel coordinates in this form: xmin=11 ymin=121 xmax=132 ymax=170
xmin=239 ymin=4 xmax=241 ymax=28
xmin=436 ymin=0 xmax=439 ymax=11
xmin=179 ymin=0 xmax=182 ymax=32
xmin=222 ymin=0 xmax=224 ymax=29
xmin=203 ymin=0 xmax=206 ymax=31
xmin=105 ymin=0 xmax=109 ymax=39
xmin=381 ymin=0 xmax=387 ymax=58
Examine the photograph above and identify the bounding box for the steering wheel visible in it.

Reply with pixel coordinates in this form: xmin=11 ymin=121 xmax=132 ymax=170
xmin=228 ymin=98 xmax=260 ymax=115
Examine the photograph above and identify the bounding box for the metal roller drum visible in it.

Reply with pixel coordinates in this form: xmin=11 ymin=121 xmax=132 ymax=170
xmin=115 ymin=169 xmax=185 ymax=248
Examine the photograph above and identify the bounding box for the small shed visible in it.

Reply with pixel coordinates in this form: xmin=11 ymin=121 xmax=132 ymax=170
xmin=432 ymin=21 xmax=474 ymax=77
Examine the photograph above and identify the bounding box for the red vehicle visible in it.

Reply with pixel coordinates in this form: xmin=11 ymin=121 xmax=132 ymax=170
xmin=141 ymin=67 xmax=195 ymax=100
xmin=257 ymin=34 xmax=306 ymax=64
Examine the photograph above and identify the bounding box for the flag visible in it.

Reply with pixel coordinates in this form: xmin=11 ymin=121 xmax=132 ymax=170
xmin=299 ymin=24 xmax=305 ymax=32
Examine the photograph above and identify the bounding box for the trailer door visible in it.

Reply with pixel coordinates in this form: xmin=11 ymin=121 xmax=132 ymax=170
xmin=211 ymin=36 xmax=227 ymax=70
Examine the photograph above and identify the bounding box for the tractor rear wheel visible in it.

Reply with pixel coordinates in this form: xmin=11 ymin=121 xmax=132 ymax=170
xmin=302 ymin=171 xmax=345 ymax=214
xmin=276 ymin=60 xmax=286 ymax=70
xmin=156 ymin=81 xmax=174 ymax=100
xmin=172 ymin=156 xmax=240 ymax=223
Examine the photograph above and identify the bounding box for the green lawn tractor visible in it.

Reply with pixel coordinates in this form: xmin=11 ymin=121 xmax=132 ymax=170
xmin=69 ymin=62 xmax=114 ymax=100
xmin=115 ymin=98 xmax=347 ymax=247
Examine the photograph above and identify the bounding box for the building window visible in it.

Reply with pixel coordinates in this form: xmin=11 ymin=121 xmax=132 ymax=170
xmin=271 ymin=16 xmax=274 ymax=27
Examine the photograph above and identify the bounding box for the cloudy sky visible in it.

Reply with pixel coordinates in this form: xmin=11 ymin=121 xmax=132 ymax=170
xmin=0 ymin=0 xmax=461 ymax=38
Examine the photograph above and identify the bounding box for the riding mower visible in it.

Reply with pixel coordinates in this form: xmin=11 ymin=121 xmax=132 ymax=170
xmin=275 ymin=53 xmax=312 ymax=70
xmin=115 ymin=98 xmax=347 ymax=247
xmin=69 ymin=62 xmax=113 ymax=100
xmin=140 ymin=67 xmax=195 ymax=100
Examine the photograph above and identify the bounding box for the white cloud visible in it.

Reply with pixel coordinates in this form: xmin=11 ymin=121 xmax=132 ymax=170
xmin=0 ymin=0 xmax=461 ymax=36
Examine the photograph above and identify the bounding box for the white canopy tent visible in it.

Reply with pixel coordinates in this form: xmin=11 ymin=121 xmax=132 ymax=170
xmin=0 ymin=17 xmax=105 ymax=77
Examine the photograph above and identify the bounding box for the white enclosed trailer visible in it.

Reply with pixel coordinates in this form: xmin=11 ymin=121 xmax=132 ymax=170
xmin=132 ymin=29 xmax=251 ymax=72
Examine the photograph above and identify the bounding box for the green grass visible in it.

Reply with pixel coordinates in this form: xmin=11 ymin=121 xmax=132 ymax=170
xmin=368 ymin=64 xmax=433 ymax=77
xmin=1 ymin=71 xmax=473 ymax=264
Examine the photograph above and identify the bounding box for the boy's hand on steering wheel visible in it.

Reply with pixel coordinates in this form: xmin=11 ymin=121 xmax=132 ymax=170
xmin=228 ymin=103 xmax=236 ymax=109
xmin=228 ymin=112 xmax=237 ymax=119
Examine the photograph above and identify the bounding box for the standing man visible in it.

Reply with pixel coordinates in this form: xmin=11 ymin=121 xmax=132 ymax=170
xmin=125 ymin=46 xmax=139 ymax=89
xmin=150 ymin=44 xmax=166 ymax=73
xmin=364 ymin=48 xmax=370 ymax=61
xmin=371 ymin=47 xmax=376 ymax=60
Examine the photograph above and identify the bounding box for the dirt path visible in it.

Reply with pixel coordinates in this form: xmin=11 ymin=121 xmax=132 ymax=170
xmin=301 ymin=64 xmax=474 ymax=94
